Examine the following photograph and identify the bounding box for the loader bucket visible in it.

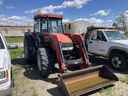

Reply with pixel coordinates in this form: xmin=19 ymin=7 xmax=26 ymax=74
xmin=58 ymin=65 xmax=118 ymax=96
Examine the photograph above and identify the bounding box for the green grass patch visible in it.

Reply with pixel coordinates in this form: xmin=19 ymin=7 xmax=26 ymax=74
xmin=119 ymin=75 xmax=128 ymax=84
xmin=99 ymin=87 xmax=113 ymax=96
xmin=6 ymin=36 xmax=24 ymax=59
xmin=10 ymin=48 xmax=24 ymax=59
xmin=6 ymin=36 xmax=24 ymax=43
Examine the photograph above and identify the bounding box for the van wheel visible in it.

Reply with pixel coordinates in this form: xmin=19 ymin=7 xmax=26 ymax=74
xmin=110 ymin=53 xmax=127 ymax=71
xmin=37 ymin=48 xmax=53 ymax=78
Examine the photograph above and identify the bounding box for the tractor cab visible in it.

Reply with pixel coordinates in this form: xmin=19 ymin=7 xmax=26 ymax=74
xmin=34 ymin=13 xmax=64 ymax=33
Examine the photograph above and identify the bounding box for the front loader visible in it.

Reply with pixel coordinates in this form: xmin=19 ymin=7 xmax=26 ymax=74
xmin=24 ymin=12 xmax=118 ymax=96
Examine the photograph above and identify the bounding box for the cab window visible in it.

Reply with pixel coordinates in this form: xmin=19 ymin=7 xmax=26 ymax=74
xmin=34 ymin=19 xmax=40 ymax=32
xmin=41 ymin=20 xmax=48 ymax=32
xmin=96 ymin=31 xmax=106 ymax=41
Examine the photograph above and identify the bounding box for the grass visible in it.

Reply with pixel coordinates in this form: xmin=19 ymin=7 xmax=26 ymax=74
xmin=99 ymin=87 xmax=113 ymax=96
xmin=6 ymin=36 xmax=24 ymax=43
xmin=5 ymin=36 xmax=24 ymax=59
xmin=119 ymin=75 xmax=128 ymax=84
xmin=10 ymin=48 xmax=24 ymax=83
xmin=10 ymin=48 xmax=24 ymax=59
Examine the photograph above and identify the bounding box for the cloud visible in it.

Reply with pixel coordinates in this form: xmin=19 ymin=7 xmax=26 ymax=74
xmin=0 ymin=15 xmax=33 ymax=26
xmin=62 ymin=0 xmax=91 ymax=8
xmin=91 ymin=9 xmax=110 ymax=17
xmin=122 ymin=10 xmax=128 ymax=18
xmin=8 ymin=16 xmax=27 ymax=20
xmin=63 ymin=19 xmax=70 ymax=23
xmin=74 ymin=17 xmax=113 ymax=25
xmin=74 ymin=17 xmax=104 ymax=23
xmin=25 ymin=0 xmax=91 ymax=14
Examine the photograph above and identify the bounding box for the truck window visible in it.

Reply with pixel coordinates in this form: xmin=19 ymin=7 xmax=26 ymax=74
xmin=105 ymin=31 xmax=127 ymax=40
xmin=97 ymin=31 xmax=106 ymax=41
xmin=90 ymin=31 xmax=97 ymax=40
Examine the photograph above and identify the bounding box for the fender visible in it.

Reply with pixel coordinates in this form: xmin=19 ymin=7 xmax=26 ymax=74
xmin=108 ymin=46 xmax=128 ymax=57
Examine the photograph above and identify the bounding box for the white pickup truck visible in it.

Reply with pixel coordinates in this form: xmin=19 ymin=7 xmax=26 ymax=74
xmin=84 ymin=26 xmax=128 ymax=71
xmin=0 ymin=33 xmax=12 ymax=96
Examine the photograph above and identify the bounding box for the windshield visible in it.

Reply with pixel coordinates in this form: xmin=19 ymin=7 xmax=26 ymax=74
xmin=49 ymin=19 xmax=64 ymax=33
xmin=104 ymin=31 xmax=127 ymax=40
xmin=0 ymin=37 xmax=5 ymax=49
xmin=35 ymin=19 xmax=64 ymax=33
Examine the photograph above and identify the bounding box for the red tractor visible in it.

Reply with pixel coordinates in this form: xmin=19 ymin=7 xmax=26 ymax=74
xmin=24 ymin=13 xmax=91 ymax=77
xmin=24 ymin=12 xmax=118 ymax=96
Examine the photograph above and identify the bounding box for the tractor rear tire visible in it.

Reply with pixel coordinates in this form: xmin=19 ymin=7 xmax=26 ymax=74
xmin=24 ymin=32 xmax=35 ymax=64
xmin=37 ymin=48 xmax=52 ymax=78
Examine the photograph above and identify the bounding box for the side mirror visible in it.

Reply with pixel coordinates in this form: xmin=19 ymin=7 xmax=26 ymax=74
xmin=8 ymin=44 xmax=18 ymax=49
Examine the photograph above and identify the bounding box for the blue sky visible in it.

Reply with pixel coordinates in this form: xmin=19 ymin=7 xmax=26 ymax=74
xmin=0 ymin=0 xmax=128 ymax=24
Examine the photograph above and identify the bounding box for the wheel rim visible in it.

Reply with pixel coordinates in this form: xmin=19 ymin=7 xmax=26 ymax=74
xmin=111 ymin=56 xmax=122 ymax=69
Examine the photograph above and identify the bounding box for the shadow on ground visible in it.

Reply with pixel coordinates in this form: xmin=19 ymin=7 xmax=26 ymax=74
xmin=47 ymin=87 xmax=65 ymax=96
xmin=12 ymin=56 xmax=128 ymax=80
xmin=47 ymin=85 xmax=114 ymax=96
xmin=12 ymin=58 xmax=59 ymax=82
xmin=12 ymin=58 xmax=25 ymax=65
xmin=12 ymin=58 xmax=42 ymax=80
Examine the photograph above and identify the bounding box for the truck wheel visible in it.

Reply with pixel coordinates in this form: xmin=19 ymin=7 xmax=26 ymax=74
xmin=37 ymin=48 xmax=51 ymax=78
xmin=110 ymin=53 xmax=127 ymax=71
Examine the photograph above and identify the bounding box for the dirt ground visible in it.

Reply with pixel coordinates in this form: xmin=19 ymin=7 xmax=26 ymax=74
xmin=12 ymin=57 xmax=128 ymax=96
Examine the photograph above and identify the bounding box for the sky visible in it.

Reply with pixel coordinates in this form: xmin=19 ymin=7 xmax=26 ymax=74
xmin=0 ymin=0 xmax=128 ymax=25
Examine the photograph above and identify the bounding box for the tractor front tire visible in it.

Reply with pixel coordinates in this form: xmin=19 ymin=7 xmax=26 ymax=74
xmin=37 ymin=48 xmax=51 ymax=78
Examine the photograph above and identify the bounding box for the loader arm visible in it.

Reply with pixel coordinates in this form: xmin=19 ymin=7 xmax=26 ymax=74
xmin=66 ymin=33 xmax=91 ymax=68
xmin=50 ymin=33 xmax=92 ymax=73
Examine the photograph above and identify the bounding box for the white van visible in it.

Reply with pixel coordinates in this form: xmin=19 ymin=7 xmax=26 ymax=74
xmin=0 ymin=33 xmax=12 ymax=96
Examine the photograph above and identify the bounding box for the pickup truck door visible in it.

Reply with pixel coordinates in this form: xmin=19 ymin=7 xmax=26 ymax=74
xmin=87 ymin=30 xmax=98 ymax=54
xmin=88 ymin=31 xmax=108 ymax=56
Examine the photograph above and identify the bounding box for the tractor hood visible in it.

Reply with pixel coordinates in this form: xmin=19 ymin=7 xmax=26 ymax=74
xmin=51 ymin=33 xmax=72 ymax=43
